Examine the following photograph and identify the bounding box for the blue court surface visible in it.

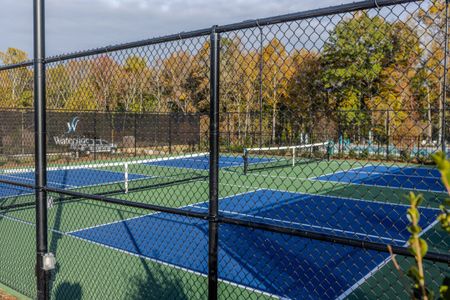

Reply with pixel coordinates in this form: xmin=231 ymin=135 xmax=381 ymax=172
xmin=145 ymin=155 xmax=273 ymax=170
xmin=315 ymin=165 xmax=445 ymax=192
xmin=0 ymin=168 xmax=147 ymax=199
xmin=70 ymin=189 xmax=439 ymax=299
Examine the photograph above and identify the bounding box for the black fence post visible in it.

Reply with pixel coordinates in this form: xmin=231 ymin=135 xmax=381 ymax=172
xmin=94 ymin=111 xmax=97 ymax=160
xmin=34 ymin=0 xmax=51 ymax=299
xmin=134 ymin=112 xmax=137 ymax=157
xmin=208 ymin=25 xmax=220 ymax=300
xmin=442 ymin=0 xmax=448 ymax=153
xmin=168 ymin=114 xmax=172 ymax=154
xmin=386 ymin=110 xmax=390 ymax=159
xmin=258 ymin=26 xmax=264 ymax=148
xmin=227 ymin=112 xmax=231 ymax=151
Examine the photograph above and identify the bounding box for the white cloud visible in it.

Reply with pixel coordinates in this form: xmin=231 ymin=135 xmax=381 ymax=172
xmin=0 ymin=0 xmax=353 ymax=57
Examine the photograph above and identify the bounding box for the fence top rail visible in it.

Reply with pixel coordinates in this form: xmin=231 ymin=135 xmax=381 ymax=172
xmin=0 ymin=0 xmax=419 ymax=71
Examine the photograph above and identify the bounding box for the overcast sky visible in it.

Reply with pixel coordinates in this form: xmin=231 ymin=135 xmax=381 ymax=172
xmin=0 ymin=0 xmax=355 ymax=58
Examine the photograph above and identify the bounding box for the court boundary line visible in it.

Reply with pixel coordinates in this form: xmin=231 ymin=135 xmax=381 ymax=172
xmin=219 ymin=182 xmax=440 ymax=210
xmin=0 ymin=209 xmax=280 ymax=300
xmin=66 ymin=188 xmax=283 ymax=299
xmin=310 ymin=164 xmax=446 ymax=194
xmin=0 ymin=167 xmax=148 ymax=190
xmin=1 ymin=153 xmax=209 ymax=174
xmin=317 ymin=168 xmax=442 ymax=181
xmin=69 ymin=230 xmax=282 ymax=299
xmin=234 ymin=164 xmax=445 ymax=195
xmin=0 ymin=173 xmax=78 ymax=189
xmin=67 ymin=189 xmax=261 ymax=234
xmin=222 ymin=162 xmax=368 ymax=181
xmin=2 ymin=183 xmax=441 ymax=299
xmin=312 ymin=177 xmax=447 ymax=194
xmin=189 ymin=204 xmax=407 ymax=244
xmin=335 ymin=218 xmax=440 ymax=300
xmin=0 ymin=171 xmax=151 ymax=202
xmin=311 ymin=164 xmax=372 ymax=180
xmin=68 ymin=187 xmax=439 ymax=299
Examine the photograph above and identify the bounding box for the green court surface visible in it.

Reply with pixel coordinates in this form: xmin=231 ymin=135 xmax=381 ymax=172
xmin=0 ymin=154 xmax=448 ymax=299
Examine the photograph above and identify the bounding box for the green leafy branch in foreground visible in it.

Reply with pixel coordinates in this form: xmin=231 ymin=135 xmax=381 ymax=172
xmin=389 ymin=152 xmax=449 ymax=300
xmin=433 ymin=152 xmax=450 ymax=234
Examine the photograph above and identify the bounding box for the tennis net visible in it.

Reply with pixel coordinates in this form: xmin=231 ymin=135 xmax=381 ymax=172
xmin=243 ymin=142 xmax=331 ymax=174
xmin=0 ymin=153 xmax=208 ymax=210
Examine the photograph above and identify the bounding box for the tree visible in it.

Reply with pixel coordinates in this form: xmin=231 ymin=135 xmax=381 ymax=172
xmin=47 ymin=64 xmax=72 ymax=109
xmin=162 ymin=51 xmax=196 ymax=113
xmin=236 ymin=49 xmax=260 ymax=143
xmin=219 ymin=38 xmax=256 ymax=143
xmin=413 ymin=0 xmax=448 ymax=145
xmin=147 ymin=59 xmax=167 ymax=113
xmin=88 ymin=56 xmax=121 ymax=111
xmin=322 ymin=12 xmax=422 ymax=144
xmin=286 ymin=50 xmax=324 ymax=141
xmin=262 ymin=38 xmax=293 ymax=142
xmin=322 ymin=12 xmax=393 ymax=134
xmin=64 ymin=80 xmax=97 ymax=110
xmin=0 ymin=48 xmax=33 ymax=108
xmin=119 ymin=55 xmax=150 ymax=112
xmin=374 ymin=21 xmax=422 ymax=147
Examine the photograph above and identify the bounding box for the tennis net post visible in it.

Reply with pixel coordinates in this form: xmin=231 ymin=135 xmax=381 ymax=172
xmin=242 ymin=142 xmax=331 ymax=174
xmin=124 ymin=162 xmax=129 ymax=194
xmin=243 ymin=149 xmax=249 ymax=174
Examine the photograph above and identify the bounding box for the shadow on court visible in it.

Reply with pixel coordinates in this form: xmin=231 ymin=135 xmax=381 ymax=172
xmin=54 ymin=282 xmax=82 ymax=300
xmin=118 ymin=210 xmax=188 ymax=300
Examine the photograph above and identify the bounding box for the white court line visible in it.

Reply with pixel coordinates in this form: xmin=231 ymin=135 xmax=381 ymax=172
xmin=69 ymin=186 xmax=439 ymax=299
xmin=0 ymin=208 xmax=281 ymax=300
xmin=219 ymin=182 xmax=440 ymax=210
xmin=66 ymin=188 xmax=283 ymax=299
xmin=0 ymin=159 xmax=172 ymax=201
xmin=335 ymin=218 xmax=440 ymax=300
xmin=226 ymin=170 xmax=447 ymax=200
xmin=189 ymin=205 xmax=406 ymax=244
xmin=0 ymin=212 xmax=67 ymax=236
xmin=0 ymin=173 xmax=78 ymax=189
xmin=67 ymin=189 xmax=261 ymax=234
xmin=1 ymin=153 xmax=209 ymax=174
xmin=0 ymin=174 xmax=151 ymax=201
xmin=318 ymin=169 xmax=441 ymax=181
xmin=312 ymin=177 xmax=447 ymax=194
xmin=312 ymin=164 xmax=373 ymax=180
xmin=69 ymin=229 xmax=282 ymax=299
xmin=2 ymin=184 xmax=440 ymax=299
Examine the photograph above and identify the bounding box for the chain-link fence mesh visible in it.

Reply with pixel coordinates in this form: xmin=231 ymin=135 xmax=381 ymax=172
xmin=0 ymin=0 xmax=449 ymax=299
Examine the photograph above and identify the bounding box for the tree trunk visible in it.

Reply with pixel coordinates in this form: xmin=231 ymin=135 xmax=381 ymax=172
xmin=237 ymin=105 xmax=242 ymax=143
xmin=272 ymin=102 xmax=276 ymax=143
xmin=244 ymin=100 xmax=250 ymax=142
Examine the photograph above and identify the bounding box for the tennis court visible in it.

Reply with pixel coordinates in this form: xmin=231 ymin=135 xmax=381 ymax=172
xmin=0 ymin=153 xmax=446 ymax=299
xmin=315 ymin=165 xmax=446 ymax=193
xmin=0 ymin=168 xmax=148 ymax=199
xmin=0 ymin=154 xmax=270 ymax=200
xmin=68 ymin=189 xmax=439 ymax=299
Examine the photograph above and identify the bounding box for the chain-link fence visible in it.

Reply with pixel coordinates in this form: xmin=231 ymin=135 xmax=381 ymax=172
xmin=0 ymin=0 xmax=449 ymax=299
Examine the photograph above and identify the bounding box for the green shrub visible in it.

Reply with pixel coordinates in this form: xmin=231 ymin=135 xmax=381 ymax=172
xmin=348 ymin=149 xmax=357 ymax=158
xmin=359 ymin=149 xmax=369 ymax=159
xmin=400 ymin=149 xmax=411 ymax=161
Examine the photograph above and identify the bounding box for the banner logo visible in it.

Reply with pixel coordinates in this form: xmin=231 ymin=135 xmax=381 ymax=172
xmin=66 ymin=117 xmax=79 ymax=134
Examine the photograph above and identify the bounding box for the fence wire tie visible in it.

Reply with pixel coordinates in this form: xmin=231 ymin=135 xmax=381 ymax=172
xmin=374 ymin=0 xmax=380 ymax=9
